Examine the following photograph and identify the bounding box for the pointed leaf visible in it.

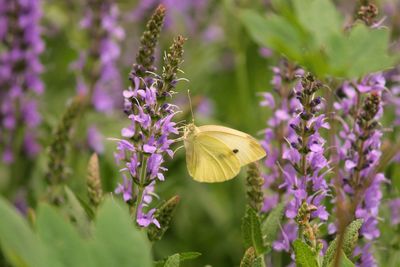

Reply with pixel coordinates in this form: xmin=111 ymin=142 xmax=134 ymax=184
xmin=91 ymin=198 xmax=152 ymax=267
xmin=0 ymin=197 xmax=61 ymax=267
xmin=63 ymin=186 xmax=91 ymax=236
xmin=293 ymin=240 xmax=318 ymax=267
xmin=36 ymin=203 xmax=94 ymax=267
xmin=262 ymin=202 xmax=285 ymax=250
xmin=328 ymin=250 xmax=355 ymax=267
xmin=242 ymin=206 xmax=266 ymax=255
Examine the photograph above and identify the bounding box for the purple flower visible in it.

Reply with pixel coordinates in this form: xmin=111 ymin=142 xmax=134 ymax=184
xmin=354 ymin=244 xmax=377 ymax=267
xmin=136 ymin=206 xmax=160 ymax=228
xmin=334 ymin=75 xmax=386 ymax=266
xmin=273 ymin=222 xmax=298 ymax=252
xmin=87 ymin=126 xmax=104 ymax=154
xmin=115 ymin=175 xmax=132 ymax=202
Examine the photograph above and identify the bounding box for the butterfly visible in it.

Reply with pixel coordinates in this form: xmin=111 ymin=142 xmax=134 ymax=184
xmin=183 ymin=123 xmax=266 ymax=183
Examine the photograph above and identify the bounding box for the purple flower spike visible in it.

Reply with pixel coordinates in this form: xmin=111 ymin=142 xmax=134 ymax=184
xmin=0 ymin=0 xmax=44 ymax=162
xmin=113 ymin=15 xmax=185 ymax=228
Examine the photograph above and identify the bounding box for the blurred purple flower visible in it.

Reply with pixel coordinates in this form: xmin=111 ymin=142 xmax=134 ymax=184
xmin=71 ymin=0 xmax=124 ymax=114
xmin=0 ymin=0 xmax=44 ymax=163
xmin=273 ymin=222 xmax=298 ymax=252
xmin=334 ymin=75 xmax=385 ymax=266
xmin=87 ymin=126 xmax=104 ymax=154
xmin=388 ymin=198 xmax=400 ymax=225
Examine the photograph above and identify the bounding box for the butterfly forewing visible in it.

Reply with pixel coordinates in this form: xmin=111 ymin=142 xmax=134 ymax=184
xmin=185 ymin=133 xmax=241 ymax=183
xmin=197 ymin=125 xmax=266 ymax=166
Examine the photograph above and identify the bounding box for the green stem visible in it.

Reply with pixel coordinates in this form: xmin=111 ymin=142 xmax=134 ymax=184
xmin=134 ymin=155 xmax=149 ymax=223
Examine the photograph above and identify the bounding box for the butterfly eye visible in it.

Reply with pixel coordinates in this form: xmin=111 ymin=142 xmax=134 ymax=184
xmin=233 ymin=149 xmax=239 ymax=154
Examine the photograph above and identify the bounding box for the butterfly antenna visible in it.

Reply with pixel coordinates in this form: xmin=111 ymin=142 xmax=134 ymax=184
xmin=187 ymin=89 xmax=195 ymax=123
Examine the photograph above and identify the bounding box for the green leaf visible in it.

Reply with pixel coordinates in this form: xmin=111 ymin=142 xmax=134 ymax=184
xmin=293 ymin=0 xmax=342 ymax=46
xmin=328 ymin=250 xmax=355 ymax=267
xmin=293 ymin=240 xmax=318 ymax=267
xmin=154 ymin=252 xmax=201 ymax=267
xmin=63 ymin=186 xmax=91 ymax=237
xmin=262 ymin=202 xmax=285 ymax=251
xmin=36 ymin=203 xmax=94 ymax=267
xmin=0 ymin=197 xmax=61 ymax=267
xmin=242 ymin=206 xmax=266 ymax=255
xmin=239 ymin=4 xmax=395 ymax=79
xmin=164 ymin=254 xmax=180 ymax=267
xmin=91 ymin=198 xmax=152 ymax=267
xmin=326 ymin=23 xmax=395 ymax=78
xmin=239 ymin=9 xmax=305 ymax=61
xmin=322 ymin=219 xmax=363 ymax=267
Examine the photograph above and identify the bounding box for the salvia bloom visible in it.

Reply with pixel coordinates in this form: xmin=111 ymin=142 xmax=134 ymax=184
xmin=333 ymin=75 xmax=386 ymax=267
xmin=114 ymin=5 xmax=185 ymax=227
xmin=72 ymin=0 xmax=125 ymax=114
xmin=260 ymin=61 xmax=304 ymax=214
xmin=283 ymin=74 xmax=329 ymax=248
xmin=263 ymin=70 xmax=330 ymax=255
xmin=0 ymin=0 xmax=44 ymax=163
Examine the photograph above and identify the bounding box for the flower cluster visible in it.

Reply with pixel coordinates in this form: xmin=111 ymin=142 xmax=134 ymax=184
xmin=334 ymin=77 xmax=386 ymax=266
xmin=114 ymin=5 xmax=185 ymax=227
xmin=0 ymin=0 xmax=44 ymax=163
xmin=260 ymin=61 xmax=304 ymax=213
xmin=262 ymin=70 xmax=330 ymax=254
xmin=281 ymin=74 xmax=329 ymax=249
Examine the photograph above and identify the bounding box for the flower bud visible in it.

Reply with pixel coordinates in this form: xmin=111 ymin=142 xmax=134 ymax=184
xmin=147 ymin=195 xmax=180 ymax=241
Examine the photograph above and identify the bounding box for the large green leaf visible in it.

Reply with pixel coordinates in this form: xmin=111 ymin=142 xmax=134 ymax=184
xmin=293 ymin=0 xmax=342 ymax=46
xmin=0 ymin=197 xmax=61 ymax=267
xmin=91 ymin=198 xmax=152 ymax=267
xmin=239 ymin=9 xmax=305 ymax=62
xmin=63 ymin=186 xmax=92 ymax=237
xmin=293 ymin=240 xmax=318 ymax=267
xmin=242 ymin=206 xmax=266 ymax=255
xmin=239 ymin=1 xmax=395 ymax=79
xmin=36 ymin=204 xmax=94 ymax=267
xmin=327 ymin=23 xmax=395 ymax=77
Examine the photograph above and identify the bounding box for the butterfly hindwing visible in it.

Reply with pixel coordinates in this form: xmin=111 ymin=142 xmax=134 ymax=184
xmin=185 ymin=133 xmax=241 ymax=183
xmin=197 ymin=125 xmax=266 ymax=166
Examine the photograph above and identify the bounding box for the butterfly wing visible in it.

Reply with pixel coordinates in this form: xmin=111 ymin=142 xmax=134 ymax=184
xmin=185 ymin=133 xmax=241 ymax=183
xmin=198 ymin=125 xmax=266 ymax=166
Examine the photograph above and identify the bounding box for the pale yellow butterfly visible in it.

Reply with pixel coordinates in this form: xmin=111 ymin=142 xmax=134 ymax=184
xmin=183 ymin=123 xmax=266 ymax=183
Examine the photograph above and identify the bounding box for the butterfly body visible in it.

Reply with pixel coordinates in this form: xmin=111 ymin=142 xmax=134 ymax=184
xmin=183 ymin=123 xmax=266 ymax=183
